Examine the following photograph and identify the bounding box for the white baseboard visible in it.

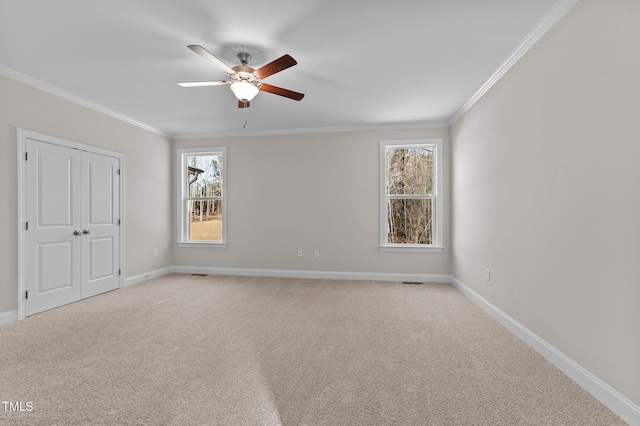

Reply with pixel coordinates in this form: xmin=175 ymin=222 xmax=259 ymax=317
xmin=0 ymin=310 xmax=18 ymax=327
xmin=123 ymin=266 xmax=173 ymax=288
xmin=170 ymin=265 xmax=450 ymax=284
xmin=448 ymin=275 xmax=640 ymax=426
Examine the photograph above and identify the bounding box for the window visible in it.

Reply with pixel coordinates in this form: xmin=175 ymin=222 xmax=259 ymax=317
xmin=177 ymin=148 xmax=226 ymax=247
xmin=380 ymin=139 xmax=443 ymax=252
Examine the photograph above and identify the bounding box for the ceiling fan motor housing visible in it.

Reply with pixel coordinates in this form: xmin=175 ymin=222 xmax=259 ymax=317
xmin=232 ymin=53 xmax=260 ymax=86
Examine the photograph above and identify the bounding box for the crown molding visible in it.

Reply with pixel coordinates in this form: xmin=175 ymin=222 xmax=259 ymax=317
xmin=0 ymin=65 xmax=169 ymax=138
xmin=171 ymin=121 xmax=451 ymax=140
xmin=0 ymin=63 xmax=448 ymax=139
xmin=448 ymin=0 xmax=581 ymax=126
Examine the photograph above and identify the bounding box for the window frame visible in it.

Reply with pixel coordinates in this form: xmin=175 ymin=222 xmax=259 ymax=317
xmin=176 ymin=147 xmax=227 ymax=248
xmin=380 ymin=139 xmax=444 ymax=252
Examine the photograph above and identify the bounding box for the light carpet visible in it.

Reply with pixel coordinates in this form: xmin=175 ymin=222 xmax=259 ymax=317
xmin=0 ymin=274 xmax=627 ymax=425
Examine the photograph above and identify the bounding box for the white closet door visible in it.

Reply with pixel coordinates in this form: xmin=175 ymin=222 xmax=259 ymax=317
xmin=81 ymin=151 xmax=120 ymax=299
xmin=25 ymin=139 xmax=82 ymax=316
xmin=25 ymin=140 xmax=121 ymax=316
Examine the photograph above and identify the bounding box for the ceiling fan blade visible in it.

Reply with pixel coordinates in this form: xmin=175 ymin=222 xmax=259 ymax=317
xmin=260 ymin=84 xmax=305 ymax=101
xmin=187 ymin=45 xmax=235 ymax=74
xmin=254 ymin=54 xmax=297 ymax=79
xmin=238 ymin=100 xmax=250 ymax=108
xmin=178 ymin=81 xmax=230 ymax=87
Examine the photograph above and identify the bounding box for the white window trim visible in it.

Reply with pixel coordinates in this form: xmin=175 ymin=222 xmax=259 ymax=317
xmin=380 ymin=139 xmax=444 ymax=252
xmin=176 ymin=147 xmax=227 ymax=248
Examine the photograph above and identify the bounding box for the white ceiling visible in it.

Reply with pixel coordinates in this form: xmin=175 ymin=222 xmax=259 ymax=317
xmin=0 ymin=0 xmax=567 ymax=138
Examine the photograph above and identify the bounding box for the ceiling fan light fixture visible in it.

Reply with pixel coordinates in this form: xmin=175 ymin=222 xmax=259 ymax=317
xmin=230 ymin=81 xmax=259 ymax=101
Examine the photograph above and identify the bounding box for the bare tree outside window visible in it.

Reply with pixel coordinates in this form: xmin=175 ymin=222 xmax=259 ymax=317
xmin=186 ymin=154 xmax=223 ymax=241
xmin=383 ymin=144 xmax=437 ymax=246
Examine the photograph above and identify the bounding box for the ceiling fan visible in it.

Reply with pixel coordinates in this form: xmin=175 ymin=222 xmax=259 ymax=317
xmin=178 ymin=45 xmax=304 ymax=108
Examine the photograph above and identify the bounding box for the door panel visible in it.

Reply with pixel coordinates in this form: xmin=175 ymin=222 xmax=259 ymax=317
xmin=26 ymin=139 xmax=82 ymax=316
xmin=81 ymin=151 xmax=120 ymax=299
xmin=37 ymin=151 xmax=75 ymax=227
xmin=89 ymin=237 xmax=114 ymax=280
xmin=88 ymin=160 xmax=115 ymax=225
xmin=38 ymin=242 xmax=73 ymax=293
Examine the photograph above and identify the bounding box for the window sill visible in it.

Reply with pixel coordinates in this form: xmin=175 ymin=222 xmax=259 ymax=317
xmin=177 ymin=242 xmax=227 ymax=248
xmin=379 ymin=245 xmax=444 ymax=253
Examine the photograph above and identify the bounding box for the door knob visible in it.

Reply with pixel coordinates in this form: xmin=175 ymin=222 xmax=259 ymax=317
xmin=73 ymin=230 xmax=82 ymax=236
xmin=82 ymin=229 xmax=91 ymax=234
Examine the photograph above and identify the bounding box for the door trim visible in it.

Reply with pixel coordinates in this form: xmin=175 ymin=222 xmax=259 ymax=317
xmin=16 ymin=128 xmax=125 ymax=320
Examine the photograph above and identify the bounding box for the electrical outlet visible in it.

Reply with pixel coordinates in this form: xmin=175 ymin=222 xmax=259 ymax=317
xmin=298 ymin=250 xmax=303 ymax=257
xmin=485 ymin=269 xmax=491 ymax=281
xmin=314 ymin=250 xmax=319 ymax=258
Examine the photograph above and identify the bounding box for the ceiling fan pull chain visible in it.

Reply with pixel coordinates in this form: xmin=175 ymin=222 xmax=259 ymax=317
xmin=243 ymin=103 xmax=249 ymax=128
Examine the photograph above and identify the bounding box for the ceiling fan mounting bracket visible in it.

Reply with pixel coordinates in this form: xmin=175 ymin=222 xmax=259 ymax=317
xmin=237 ymin=52 xmax=252 ymax=66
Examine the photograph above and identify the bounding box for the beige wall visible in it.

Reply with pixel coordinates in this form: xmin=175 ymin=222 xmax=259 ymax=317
xmin=451 ymin=0 xmax=640 ymax=405
xmin=0 ymin=74 xmax=173 ymax=313
xmin=174 ymin=127 xmax=451 ymax=276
